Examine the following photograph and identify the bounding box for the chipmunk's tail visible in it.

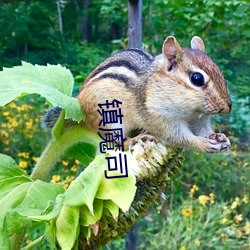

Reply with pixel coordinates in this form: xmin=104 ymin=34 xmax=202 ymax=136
xmin=41 ymin=106 xmax=62 ymax=130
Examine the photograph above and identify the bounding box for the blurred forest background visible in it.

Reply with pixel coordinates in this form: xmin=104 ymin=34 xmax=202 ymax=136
xmin=0 ymin=0 xmax=249 ymax=249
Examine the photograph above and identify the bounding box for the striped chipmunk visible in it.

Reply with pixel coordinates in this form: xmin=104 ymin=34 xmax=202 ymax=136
xmin=43 ymin=36 xmax=232 ymax=153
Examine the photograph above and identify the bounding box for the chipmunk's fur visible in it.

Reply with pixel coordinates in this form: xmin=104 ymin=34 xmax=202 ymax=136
xmin=45 ymin=36 xmax=232 ymax=152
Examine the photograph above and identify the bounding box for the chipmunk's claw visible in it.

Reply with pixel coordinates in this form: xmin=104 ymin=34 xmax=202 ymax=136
xmin=207 ymin=133 xmax=230 ymax=152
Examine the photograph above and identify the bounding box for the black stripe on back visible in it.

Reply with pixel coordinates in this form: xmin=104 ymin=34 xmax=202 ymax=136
xmin=96 ymin=73 xmax=130 ymax=85
xmin=91 ymin=60 xmax=140 ymax=79
xmin=125 ymin=48 xmax=154 ymax=62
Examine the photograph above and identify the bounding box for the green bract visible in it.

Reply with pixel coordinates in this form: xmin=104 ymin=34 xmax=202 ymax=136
xmin=0 ymin=62 xmax=84 ymax=122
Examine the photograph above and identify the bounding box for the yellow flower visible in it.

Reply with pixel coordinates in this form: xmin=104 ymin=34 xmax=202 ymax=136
xmin=51 ymin=175 xmax=61 ymax=183
xmin=66 ymin=176 xmax=75 ymax=182
xmin=18 ymin=152 xmax=30 ymax=159
xmin=0 ymin=130 xmax=8 ymax=138
xmin=221 ymin=162 xmax=228 ymax=167
xmin=26 ymin=121 xmax=33 ymax=129
xmin=194 ymin=238 xmax=201 ymax=247
xmin=179 ymin=247 xmax=186 ymax=250
xmin=232 ymin=150 xmax=237 ymax=156
xmin=19 ymin=161 xmax=28 ymax=169
xmin=75 ymin=159 xmax=81 ymax=165
xmin=198 ymin=195 xmax=210 ymax=206
xmin=63 ymin=182 xmax=69 ymax=189
xmin=71 ymin=165 xmax=77 ymax=172
xmin=4 ymin=147 xmax=10 ymax=152
xmin=3 ymin=138 xmax=9 ymax=145
xmin=32 ymin=157 xmax=39 ymax=162
xmin=236 ymin=229 xmax=242 ymax=237
xmin=235 ymin=157 xmax=242 ymax=163
xmin=231 ymin=198 xmax=239 ymax=209
xmin=9 ymin=102 xmax=16 ymax=108
xmin=234 ymin=214 xmax=243 ymax=224
xmin=244 ymin=221 xmax=250 ymax=234
xmin=3 ymin=111 xmax=9 ymax=116
xmin=209 ymin=193 xmax=215 ymax=204
xmin=243 ymin=195 xmax=248 ymax=204
xmin=220 ymin=217 xmax=228 ymax=224
xmin=221 ymin=232 xmax=227 ymax=238
xmin=182 ymin=207 xmax=192 ymax=217
xmin=189 ymin=184 xmax=199 ymax=197
xmin=62 ymin=160 xmax=69 ymax=166
xmin=11 ymin=119 xmax=18 ymax=127
xmin=26 ymin=239 xmax=32 ymax=244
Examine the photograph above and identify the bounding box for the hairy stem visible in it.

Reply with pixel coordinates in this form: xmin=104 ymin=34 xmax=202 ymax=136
xmin=30 ymin=126 xmax=101 ymax=181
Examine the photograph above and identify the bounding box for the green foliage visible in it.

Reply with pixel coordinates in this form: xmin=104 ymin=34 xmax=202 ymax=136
xmin=0 ymin=154 xmax=64 ymax=249
xmin=0 ymin=0 xmax=249 ymax=100
xmin=138 ymin=197 xmax=249 ymax=249
xmin=0 ymin=1 xmax=249 ymax=249
xmin=0 ymin=62 xmax=84 ymax=121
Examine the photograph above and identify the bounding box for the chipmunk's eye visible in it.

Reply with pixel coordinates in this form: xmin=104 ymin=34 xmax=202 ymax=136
xmin=190 ymin=72 xmax=204 ymax=87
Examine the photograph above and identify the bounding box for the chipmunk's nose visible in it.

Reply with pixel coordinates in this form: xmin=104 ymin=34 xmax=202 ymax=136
xmin=228 ymin=101 xmax=232 ymax=112
xmin=219 ymin=101 xmax=232 ymax=114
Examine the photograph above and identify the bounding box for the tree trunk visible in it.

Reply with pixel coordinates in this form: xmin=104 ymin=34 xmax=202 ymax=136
xmin=82 ymin=0 xmax=89 ymax=41
xmin=128 ymin=0 xmax=142 ymax=48
xmin=125 ymin=223 xmax=137 ymax=250
xmin=56 ymin=0 xmax=63 ymax=36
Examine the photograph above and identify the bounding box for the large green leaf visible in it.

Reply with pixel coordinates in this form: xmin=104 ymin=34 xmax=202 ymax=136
xmin=0 ymin=154 xmax=65 ymax=248
xmin=63 ymin=154 xmax=105 ymax=213
xmin=56 ymin=205 xmax=80 ymax=250
xmin=66 ymin=142 xmax=96 ymax=166
xmin=20 ymin=181 xmax=64 ymax=213
xmin=96 ymin=172 xmax=136 ymax=212
xmin=79 ymin=199 xmax=103 ymax=227
xmin=64 ymin=152 xmax=137 ymax=214
xmin=0 ymin=62 xmax=84 ymax=121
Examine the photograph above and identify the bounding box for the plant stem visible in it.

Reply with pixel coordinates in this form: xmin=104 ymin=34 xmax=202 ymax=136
xmin=30 ymin=125 xmax=101 ymax=181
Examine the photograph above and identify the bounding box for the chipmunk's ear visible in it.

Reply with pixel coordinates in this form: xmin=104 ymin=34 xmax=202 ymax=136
xmin=191 ymin=36 xmax=205 ymax=52
xmin=162 ymin=36 xmax=184 ymax=63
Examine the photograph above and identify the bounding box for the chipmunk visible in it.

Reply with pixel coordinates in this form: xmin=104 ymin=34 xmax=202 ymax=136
xmin=44 ymin=36 xmax=232 ymax=153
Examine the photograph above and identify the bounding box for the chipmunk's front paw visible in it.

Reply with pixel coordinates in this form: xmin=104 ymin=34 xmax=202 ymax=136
xmin=206 ymin=133 xmax=230 ymax=152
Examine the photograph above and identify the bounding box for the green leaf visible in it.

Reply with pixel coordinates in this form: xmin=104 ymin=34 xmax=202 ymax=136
xmin=96 ymin=172 xmax=136 ymax=212
xmin=66 ymin=142 xmax=96 ymax=166
xmin=56 ymin=205 xmax=80 ymax=250
xmin=0 ymin=154 xmax=30 ymax=181
xmin=20 ymin=181 xmax=64 ymax=213
xmin=0 ymin=154 xmax=65 ymax=243
xmin=0 ymin=62 xmax=84 ymax=122
xmin=3 ymin=210 xmax=31 ymax=237
xmin=45 ymin=221 xmax=56 ymax=249
xmin=0 ymin=182 xmax=32 ymax=218
xmin=0 ymin=176 xmax=32 ymax=201
xmin=80 ymin=199 xmax=103 ymax=226
xmin=103 ymin=200 xmax=119 ymax=219
xmin=0 ymin=231 xmax=10 ymax=250
xmin=26 ymin=196 xmax=64 ymax=222
xmin=80 ymin=226 xmax=92 ymax=240
xmin=63 ymin=154 xmax=105 ymax=213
